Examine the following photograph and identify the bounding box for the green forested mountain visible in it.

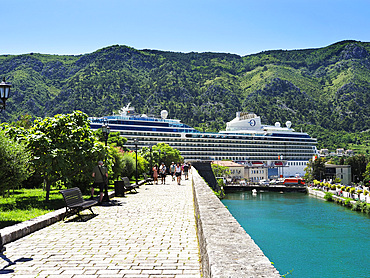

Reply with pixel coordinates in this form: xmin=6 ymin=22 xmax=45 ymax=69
xmin=0 ymin=40 xmax=369 ymax=151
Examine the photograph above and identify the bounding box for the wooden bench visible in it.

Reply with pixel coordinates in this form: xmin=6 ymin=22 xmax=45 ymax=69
xmin=60 ymin=187 xmax=98 ymax=220
xmin=122 ymin=177 xmax=139 ymax=193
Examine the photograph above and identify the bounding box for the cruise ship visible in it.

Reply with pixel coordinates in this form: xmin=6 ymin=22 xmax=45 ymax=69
xmin=89 ymin=104 xmax=318 ymax=177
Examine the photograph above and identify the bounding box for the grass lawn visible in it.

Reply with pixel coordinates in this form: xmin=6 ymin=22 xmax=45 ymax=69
xmin=0 ymin=188 xmax=99 ymax=229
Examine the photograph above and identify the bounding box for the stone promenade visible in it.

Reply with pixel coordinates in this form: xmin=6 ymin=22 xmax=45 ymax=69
xmin=0 ymin=174 xmax=201 ymax=277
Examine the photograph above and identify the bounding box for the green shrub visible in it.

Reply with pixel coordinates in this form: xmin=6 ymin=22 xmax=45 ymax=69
xmin=110 ymin=146 xmax=125 ymax=180
xmin=363 ymin=204 xmax=370 ymax=214
xmin=344 ymin=199 xmax=352 ymax=207
xmin=360 ymin=202 xmax=368 ymax=213
xmin=351 ymin=201 xmax=362 ymax=211
xmin=217 ymin=178 xmax=225 ymax=187
xmin=121 ymin=152 xmax=135 ymax=179
xmin=324 ymin=192 xmax=334 ymax=201
xmin=333 ymin=198 xmax=340 ymax=204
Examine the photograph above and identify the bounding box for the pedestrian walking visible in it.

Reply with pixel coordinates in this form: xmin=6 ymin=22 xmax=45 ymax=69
xmin=175 ymin=162 xmax=182 ymax=185
xmin=170 ymin=162 xmax=176 ymax=181
xmin=152 ymin=164 xmax=159 ymax=184
xmin=92 ymin=161 xmax=108 ymax=204
xmin=183 ymin=162 xmax=189 ymax=180
xmin=159 ymin=162 xmax=167 ymax=184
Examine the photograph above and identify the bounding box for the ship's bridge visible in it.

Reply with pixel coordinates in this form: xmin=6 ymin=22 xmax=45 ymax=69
xmin=225 ymin=112 xmax=262 ymax=132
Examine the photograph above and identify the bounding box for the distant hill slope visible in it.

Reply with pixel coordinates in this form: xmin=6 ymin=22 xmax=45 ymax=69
xmin=0 ymin=40 xmax=369 ymax=151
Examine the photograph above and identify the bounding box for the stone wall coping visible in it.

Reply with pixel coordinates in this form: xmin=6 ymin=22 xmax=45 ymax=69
xmin=192 ymin=169 xmax=281 ymax=278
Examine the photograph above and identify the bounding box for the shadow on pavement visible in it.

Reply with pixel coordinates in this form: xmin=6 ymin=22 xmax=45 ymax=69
xmin=0 ymin=254 xmax=33 ymax=273
xmin=65 ymin=214 xmax=98 ymax=223
xmin=99 ymin=200 xmax=124 ymax=206
xmin=64 ymin=200 xmax=124 ymax=223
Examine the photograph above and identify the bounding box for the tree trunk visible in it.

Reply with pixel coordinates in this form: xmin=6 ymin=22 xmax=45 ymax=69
xmin=45 ymin=178 xmax=51 ymax=202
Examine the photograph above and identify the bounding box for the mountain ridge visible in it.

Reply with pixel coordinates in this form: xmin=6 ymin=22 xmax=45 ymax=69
xmin=0 ymin=40 xmax=369 ymax=151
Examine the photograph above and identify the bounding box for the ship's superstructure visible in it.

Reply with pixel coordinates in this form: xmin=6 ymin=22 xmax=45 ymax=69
xmin=89 ymin=105 xmax=317 ymax=177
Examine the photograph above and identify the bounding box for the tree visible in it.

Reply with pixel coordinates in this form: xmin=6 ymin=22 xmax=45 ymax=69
xmin=109 ymin=146 xmax=126 ymax=181
xmin=139 ymin=143 xmax=183 ymax=172
xmin=125 ymin=151 xmax=149 ymax=178
xmin=121 ymin=152 xmax=136 ymax=179
xmin=363 ymin=162 xmax=370 ymax=186
xmin=305 ymin=157 xmax=326 ymax=182
xmin=27 ymin=111 xmax=106 ymax=201
xmin=211 ymin=163 xmax=230 ymax=177
xmin=94 ymin=130 xmax=128 ymax=149
xmin=346 ymin=155 xmax=370 ymax=183
xmin=0 ymin=130 xmax=32 ymax=196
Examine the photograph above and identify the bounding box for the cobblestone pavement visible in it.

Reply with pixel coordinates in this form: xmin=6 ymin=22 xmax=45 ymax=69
xmin=0 ymin=174 xmax=201 ymax=277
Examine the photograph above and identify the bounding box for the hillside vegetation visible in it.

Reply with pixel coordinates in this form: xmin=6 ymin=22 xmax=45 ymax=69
xmin=0 ymin=40 xmax=369 ymax=151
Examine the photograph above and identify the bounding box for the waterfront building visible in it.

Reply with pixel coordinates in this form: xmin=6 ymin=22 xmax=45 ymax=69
xmin=211 ymin=160 xmax=244 ymax=180
xmin=245 ymin=162 xmax=269 ymax=183
xmin=325 ymin=164 xmax=352 ymax=184
xmin=89 ymin=104 xmax=318 ymax=177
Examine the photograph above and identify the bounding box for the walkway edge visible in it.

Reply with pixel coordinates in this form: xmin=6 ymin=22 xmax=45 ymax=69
xmin=0 ymin=208 xmax=65 ymax=247
xmin=0 ymin=191 xmax=115 ymax=247
xmin=192 ymin=170 xmax=281 ymax=278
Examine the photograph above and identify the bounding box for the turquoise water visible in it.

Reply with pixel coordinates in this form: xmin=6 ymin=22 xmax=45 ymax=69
xmin=222 ymin=191 xmax=370 ymax=278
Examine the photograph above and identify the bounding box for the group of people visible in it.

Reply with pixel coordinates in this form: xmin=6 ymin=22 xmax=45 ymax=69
xmin=90 ymin=160 xmax=191 ymax=203
xmin=152 ymin=162 xmax=190 ymax=185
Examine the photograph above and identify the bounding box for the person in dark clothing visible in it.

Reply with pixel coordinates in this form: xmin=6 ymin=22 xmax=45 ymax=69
xmin=92 ymin=161 xmax=108 ymax=203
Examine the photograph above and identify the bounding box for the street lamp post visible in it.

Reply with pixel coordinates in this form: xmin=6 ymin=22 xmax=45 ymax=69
xmin=101 ymin=123 xmax=110 ymax=202
xmin=0 ymin=78 xmax=12 ymax=112
xmin=158 ymin=149 xmax=161 ymax=165
xmin=134 ymin=139 xmax=139 ymax=186
xmin=149 ymin=145 xmax=153 ymax=176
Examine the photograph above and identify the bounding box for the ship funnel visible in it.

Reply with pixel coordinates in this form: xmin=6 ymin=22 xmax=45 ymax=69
xmin=275 ymin=122 xmax=281 ymax=128
xmin=286 ymin=121 xmax=292 ymax=128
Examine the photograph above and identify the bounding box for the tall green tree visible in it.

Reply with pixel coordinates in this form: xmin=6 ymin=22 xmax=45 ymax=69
xmin=140 ymin=143 xmax=183 ymax=171
xmin=345 ymin=155 xmax=370 ymax=183
xmin=94 ymin=130 xmax=128 ymax=148
xmin=305 ymin=157 xmax=326 ymax=182
xmin=27 ymin=111 xmax=106 ymax=201
xmin=0 ymin=130 xmax=32 ymax=196
xmin=363 ymin=162 xmax=370 ymax=186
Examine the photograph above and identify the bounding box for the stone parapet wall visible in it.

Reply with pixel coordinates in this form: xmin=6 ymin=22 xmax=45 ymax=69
xmin=307 ymin=187 xmax=326 ymax=199
xmin=192 ymin=168 xmax=281 ymax=278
